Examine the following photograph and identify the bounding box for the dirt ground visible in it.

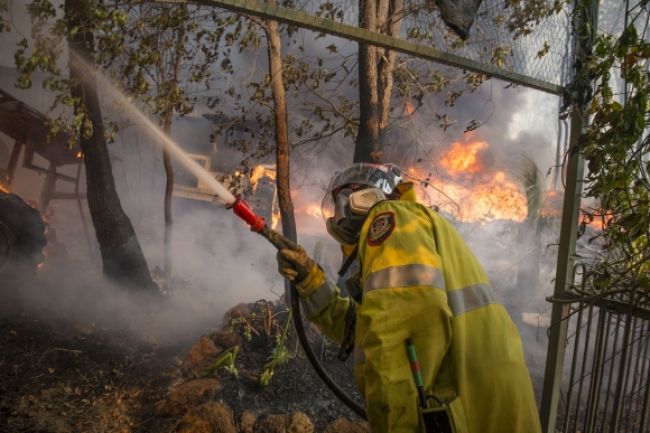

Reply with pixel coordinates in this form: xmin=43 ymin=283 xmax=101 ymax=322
xmin=0 ymin=272 xmax=367 ymax=433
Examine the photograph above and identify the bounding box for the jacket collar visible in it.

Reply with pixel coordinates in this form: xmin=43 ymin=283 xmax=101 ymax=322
xmin=395 ymin=182 xmax=417 ymax=202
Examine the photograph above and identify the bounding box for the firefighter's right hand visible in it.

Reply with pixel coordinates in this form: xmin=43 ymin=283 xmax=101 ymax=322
xmin=277 ymin=243 xmax=315 ymax=284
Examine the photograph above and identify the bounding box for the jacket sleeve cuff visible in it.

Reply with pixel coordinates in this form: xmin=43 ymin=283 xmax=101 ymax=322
xmin=296 ymin=262 xmax=326 ymax=297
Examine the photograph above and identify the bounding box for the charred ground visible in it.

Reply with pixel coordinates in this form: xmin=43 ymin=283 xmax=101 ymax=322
xmin=0 ymin=275 xmax=366 ymax=433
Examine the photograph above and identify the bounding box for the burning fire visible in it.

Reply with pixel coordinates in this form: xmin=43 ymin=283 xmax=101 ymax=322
xmin=271 ymin=210 xmax=280 ymax=230
xmin=582 ymin=211 xmax=611 ymax=231
xmin=245 ymin=140 xmax=530 ymax=227
xmin=409 ymin=139 xmax=528 ymax=223
xmin=540 ymin=190 xmax=562 ymax=219
xmin=250 ymin=165 xmax=277 ymax=189
xmin=542 ymin=190 xmax=609 ymax=232
xmin=298 ymin=203 xmax=333 ymax=220
xmin=248 ymin=164 xmax=281 ymax=229
xmin=439 ymin=140 xmax=488 ymax=175
xmin=249 ymin=165 xmax=337 ymax=228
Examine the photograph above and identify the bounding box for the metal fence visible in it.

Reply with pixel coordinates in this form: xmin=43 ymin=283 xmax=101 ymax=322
xmin=179 ymin=0 xmax=572 ymax=95
xmin=550 ymin=270 xmax=650 ymax=433
xmin=539 ymin=1 xmax=650 ymax=431
xmin=291 ymin=0 xmax=576 ymax=89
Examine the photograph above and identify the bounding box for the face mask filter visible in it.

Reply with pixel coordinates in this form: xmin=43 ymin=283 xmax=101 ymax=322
xmin=348 ymin=188 xmax=385 ymax=215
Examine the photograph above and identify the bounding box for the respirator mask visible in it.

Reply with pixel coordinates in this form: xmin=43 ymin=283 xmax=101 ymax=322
xmin=325 ymin=187 xmax=386 ymax=245
xmin=322 ymin=163 xmax=402 ymax=246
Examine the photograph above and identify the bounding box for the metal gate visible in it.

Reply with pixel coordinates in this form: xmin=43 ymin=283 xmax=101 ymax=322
xmin=551 ymin=276 xmax=650 ymax=433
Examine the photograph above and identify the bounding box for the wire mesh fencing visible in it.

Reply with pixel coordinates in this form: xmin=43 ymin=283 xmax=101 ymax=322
xmin=288 ymin=0 xmax=576 ymax=89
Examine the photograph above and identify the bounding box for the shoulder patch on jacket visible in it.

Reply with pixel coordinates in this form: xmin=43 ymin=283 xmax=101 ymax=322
xmin=367 ymin=212 xmax=395 ymax=246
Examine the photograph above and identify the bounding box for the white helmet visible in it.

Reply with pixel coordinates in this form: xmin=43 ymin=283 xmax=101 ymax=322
xmin=327 ymin=163 xmax=403 ymax=199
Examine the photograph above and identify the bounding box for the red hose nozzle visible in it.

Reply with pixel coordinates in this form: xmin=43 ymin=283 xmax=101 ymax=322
xmin=229 ymin=196 xmax=266 ymax=233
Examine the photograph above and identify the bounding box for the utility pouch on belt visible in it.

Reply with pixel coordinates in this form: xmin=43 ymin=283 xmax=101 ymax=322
xmin=418 ymin=398 xmax=456 ymax=433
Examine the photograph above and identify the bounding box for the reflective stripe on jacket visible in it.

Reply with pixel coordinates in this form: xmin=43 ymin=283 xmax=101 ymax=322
xmin=297 ymin=184 xmax=541 ymax=433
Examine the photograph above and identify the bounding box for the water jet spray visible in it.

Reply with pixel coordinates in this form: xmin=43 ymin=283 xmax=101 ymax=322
xmin=69 ymin=51 xmax=277 ymax=233
xmin=70 ymin=49 xmax=365 ymax=419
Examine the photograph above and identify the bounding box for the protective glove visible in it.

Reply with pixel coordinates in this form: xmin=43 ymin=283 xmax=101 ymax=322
xmin=277 ymin=242 xmax=315 ymax=283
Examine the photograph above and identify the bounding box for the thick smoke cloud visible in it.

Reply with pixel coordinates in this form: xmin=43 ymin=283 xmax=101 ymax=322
xmin=3 ymin=189 xmax=283 ymax=346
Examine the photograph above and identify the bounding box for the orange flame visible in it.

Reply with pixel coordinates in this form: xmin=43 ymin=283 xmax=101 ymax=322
xmin=300 ymin=203 xmax=333 ymax=220
xmin=271 ymin=210 xmax=280 ymax=230
xmin=541 ymin=190 xmax=610 ymax=232
xmin=462 ymin=171 xmax=527 ymax=221
xmin=250 ymin=165 xmax=277 ymax=190
xmin=581 ymin=209 xmax=613 ymax=231
xmin=417 ymin=175 xmax=527 ymax=223
xmin=409 ymin=140 xmax=528 ymax=223
xmin=439 ymin=140 xmax=488 ymax=175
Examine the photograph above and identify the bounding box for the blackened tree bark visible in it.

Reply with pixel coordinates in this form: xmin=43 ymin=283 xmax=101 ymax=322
xmin=265 ymin=1 xmax=297 ymax=244
xmin=65 ymin=0 xmax=158 ymax=292
xmin=354 ymin=0 xmax=402 ymax=163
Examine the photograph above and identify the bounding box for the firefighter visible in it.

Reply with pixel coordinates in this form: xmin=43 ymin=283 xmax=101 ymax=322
xmin=276 ymin=163 xmax=542 ymax=433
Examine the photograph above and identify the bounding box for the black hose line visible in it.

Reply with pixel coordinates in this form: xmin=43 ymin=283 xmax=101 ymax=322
xmin=260 ymin=226 xmax=366 ymax=419
xmin=289 ymin=282 xmax=367 ymax=419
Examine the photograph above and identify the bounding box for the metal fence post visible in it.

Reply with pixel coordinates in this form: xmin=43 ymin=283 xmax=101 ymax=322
xmin=539 ymin=1 xmax=599 ymax=432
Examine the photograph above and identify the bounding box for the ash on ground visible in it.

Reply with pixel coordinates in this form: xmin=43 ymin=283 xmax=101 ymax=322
xmin=0 ymin=271 xmax=367 ymax=433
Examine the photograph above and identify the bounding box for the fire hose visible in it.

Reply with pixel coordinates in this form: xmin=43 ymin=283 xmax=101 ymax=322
xmin=228 ymin=196 xmax=367 ymax=419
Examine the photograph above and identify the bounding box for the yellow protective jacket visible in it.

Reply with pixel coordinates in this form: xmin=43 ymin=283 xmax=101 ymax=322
xmin=297 ymin=184 xmax=541 ymax=433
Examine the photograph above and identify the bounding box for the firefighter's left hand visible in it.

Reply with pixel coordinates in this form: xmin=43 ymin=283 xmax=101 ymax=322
xmin=277 ymin=242 xmax=315 ymax=283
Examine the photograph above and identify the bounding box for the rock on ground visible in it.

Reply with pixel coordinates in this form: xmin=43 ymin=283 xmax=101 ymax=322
xmin=256 ymin=412 xmax=314 ymax=433
xmin=182 ymin=336 xmax=222 ymax=374
xmin=322 ymin=417 xmax=370 ymax=433
xmin=158 ymin=378 xmax=222 ymax=416
xmin=238 ymin=410 xmax=257 ymax=433
xmin=176 ymin=401 xmax=237 ymax=433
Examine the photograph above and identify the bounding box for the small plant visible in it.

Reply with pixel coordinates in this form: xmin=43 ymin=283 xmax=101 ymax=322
xmin=228 ymin=300 xmax=288 ymax=347
xmin=227 ymin=313 xmax=260 ymax=343
xmin=204 ymin=346 xmax=240 ymax=379
xmin=259 ymin=308 xmax=293 ymax=387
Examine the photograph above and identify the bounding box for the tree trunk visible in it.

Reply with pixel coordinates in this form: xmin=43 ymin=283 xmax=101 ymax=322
xmin=160 ymin=9 xmax=185 ymax=279
xmin=355 ymin=0 xmax=381 ymax=163
xmin=377 ymin=0 xmax=401 ymax=129
xmin=162 ymin=121 xmax=174 ymax=279
xmin=354 ymin=0 xmax=401 ymax=163
xmin=265 ymin=3 xmax=297 ymax=244
xmin=66 ymin=0 xmax=158 ymax=292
